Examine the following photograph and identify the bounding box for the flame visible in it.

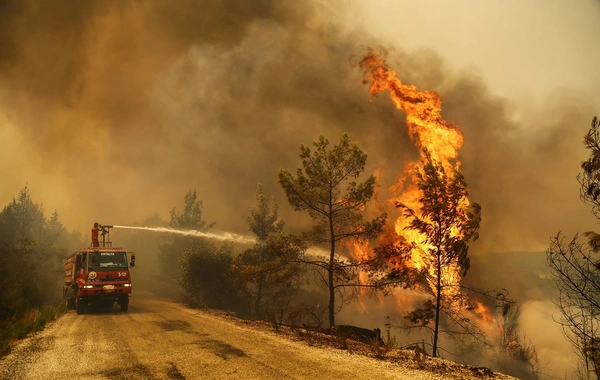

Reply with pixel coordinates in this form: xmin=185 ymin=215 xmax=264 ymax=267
xmin=371 ymin=167 xmax=388 ymax=214
xmin=359 ymin=50 xmax=463 ymax=167
xmin=358 ymin=50 xmax=468 ymax=299
xmin=471 ymin=299 xmax=494 ymax=325
xmin=351 ymin=240 xmax=372 ymax=312
xmin=467 ymin=299 xmax=498 ymax=336
xmin=345 ymin=50 xmax=498 ymax=338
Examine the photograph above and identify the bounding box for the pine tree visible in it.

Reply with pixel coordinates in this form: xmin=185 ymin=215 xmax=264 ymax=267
xmin=399 ymin=149 xmax=481 ymax=357
xmin=159 ymin=189 xmax=215 ymax=278
xmin=233 ymin=184 xmax=302 ymax=319
xmin=279 ymin=134 xmax=386 ymax=327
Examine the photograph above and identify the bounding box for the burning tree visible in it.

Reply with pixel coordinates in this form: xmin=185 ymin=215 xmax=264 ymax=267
xmin=278 ymin=134 xmax=387 ymax=327
xmin=358 ymin=49 xmax=489 ymax=357
xmin=233 ymin=184 xmax=304 ymax=319
xmin=398 ymin=149 xmax=481 ymax=357
xmin=547 ymin=116 xmax=600 ymax=379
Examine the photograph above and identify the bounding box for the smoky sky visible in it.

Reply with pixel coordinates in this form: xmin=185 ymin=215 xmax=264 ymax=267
xmin=3 ymin=1 xmax=599 ymax=375
xmin=0 ymin=0 xmax=597 ymax=256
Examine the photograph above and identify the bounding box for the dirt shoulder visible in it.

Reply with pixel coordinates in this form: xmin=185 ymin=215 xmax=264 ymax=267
xmin=0 ymin=294 xmax=517 ymax=380
xmin=204 ymin=309 xmax=516 ymax=380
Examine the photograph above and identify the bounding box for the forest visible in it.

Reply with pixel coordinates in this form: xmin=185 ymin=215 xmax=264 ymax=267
xmin=1 ymin=130 xmax=571 ymax=379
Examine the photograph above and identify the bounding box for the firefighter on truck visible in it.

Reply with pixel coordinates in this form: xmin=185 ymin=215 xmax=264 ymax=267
xmin=63 ymin=223 xmax=136 ymax=314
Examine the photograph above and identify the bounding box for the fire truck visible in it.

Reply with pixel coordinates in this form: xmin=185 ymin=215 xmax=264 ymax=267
xmin=63 ymin=224 xmax=136 ymax=314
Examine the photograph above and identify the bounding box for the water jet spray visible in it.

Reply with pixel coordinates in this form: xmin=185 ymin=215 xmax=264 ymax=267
xmin=111 ymin=225 xmax=256 ymax=244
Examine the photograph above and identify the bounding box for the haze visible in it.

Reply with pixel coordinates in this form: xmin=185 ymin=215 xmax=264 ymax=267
xmin=0 ymin=0 xmax=597 ymax=252
xmin=1 ymin=1 xmax=599 ymax=375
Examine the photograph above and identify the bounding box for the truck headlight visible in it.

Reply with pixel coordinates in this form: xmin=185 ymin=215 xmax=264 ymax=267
xmin=84 ymin=285 xmax=94 ymax=289
xmin=124 ymin=283 xmax=131 ymax=287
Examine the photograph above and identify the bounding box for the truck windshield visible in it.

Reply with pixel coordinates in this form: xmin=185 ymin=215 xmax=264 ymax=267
xmin=88 ymin=252 xmax=127 ymax=270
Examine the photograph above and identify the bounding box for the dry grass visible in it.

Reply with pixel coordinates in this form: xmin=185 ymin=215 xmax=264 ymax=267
xmin=0 ymin=304 xmax=65 ymax=357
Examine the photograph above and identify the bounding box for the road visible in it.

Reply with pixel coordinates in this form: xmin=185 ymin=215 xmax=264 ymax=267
xmin=0 ymin=293 xmax=440 ymax=380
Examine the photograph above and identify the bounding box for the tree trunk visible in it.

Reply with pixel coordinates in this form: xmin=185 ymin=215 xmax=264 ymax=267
xmin=328 ymin=211 xmax=336 ymax=328
xmin=328 ymin=266 xmax=335 ymax=327
xmin=432 ymin=250 xmax=442 ymax=357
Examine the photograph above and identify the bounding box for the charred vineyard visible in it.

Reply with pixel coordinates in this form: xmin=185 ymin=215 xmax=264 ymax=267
xmin=0 ymin=51 xmax=598 ymax=380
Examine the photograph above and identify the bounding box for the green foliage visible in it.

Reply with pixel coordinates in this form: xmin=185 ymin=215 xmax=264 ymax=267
xmin=169 ymin=190 xmax=214 ymax=230
xmin=247 ymin=184 xmax=285 ymax=241
xmin=235 ymin=235 xmax=303 ymax=304
xmin=278 ymin=134 xmax=384 ymax=244
xmin=11 ymin=185 xmax=44 ymax=251
xmin=232 ymin=184 xmax=303 ymax=319
xmin=159 ymin=189 xmax=215 ymax=278
xmin=0 ymin=185 xmax=82 ymax=320
xmin=397 ymin=149 xmax=481 ymax=357
xmin=0 ymin=184 xmax=80 ymax=357
xmin=235 ymin=234 xmax=304 ymax=318
xmin=278 ymin=134 xmax=387 ymax=327
xmin=178 ymin=242 xmax=249 ymax=315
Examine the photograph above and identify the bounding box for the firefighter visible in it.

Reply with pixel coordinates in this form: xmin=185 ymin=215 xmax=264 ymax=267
xmin=91 ymin=222 xmax=101 ymax=247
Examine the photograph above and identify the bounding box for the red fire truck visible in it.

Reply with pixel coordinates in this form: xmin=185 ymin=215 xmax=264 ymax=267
xmin=63 ymin=224 xmax=135 ymax=314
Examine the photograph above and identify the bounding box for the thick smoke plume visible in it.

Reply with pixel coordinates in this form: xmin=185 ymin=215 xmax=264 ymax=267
xmin=1 ymin=0 xmax=598 ymax=375
xmin=0 ymin=0 xmax=595 ymax=252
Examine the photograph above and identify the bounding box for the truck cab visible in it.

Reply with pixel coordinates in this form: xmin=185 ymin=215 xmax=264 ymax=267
xmin=63 ymin=224 xmax=135 ymax=314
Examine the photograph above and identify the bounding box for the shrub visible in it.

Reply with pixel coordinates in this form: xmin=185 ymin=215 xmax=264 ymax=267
xmin=178 ymin=242 xmax=250 ymax=316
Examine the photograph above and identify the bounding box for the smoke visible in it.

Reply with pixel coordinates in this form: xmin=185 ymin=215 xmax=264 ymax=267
xmin=0 ymin=0 xmax=326 ymax=233
xmin=1 ymin=0 xmax=598 ymax=376
xmin=1 ymin=0 xmax=595 ymax=252
xmin=519 ymin=300 xmax=574 ymax=378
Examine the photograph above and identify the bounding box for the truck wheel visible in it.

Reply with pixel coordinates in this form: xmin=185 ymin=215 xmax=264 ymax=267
xmin=67 ymin=297 xmax=76 ymax=310
xmin=120 ymin=297 xmax=129 ymax=312
xmin=69 ymin=289 xmax=78 ymax=310
xmin=76 ymin=297 xmax=86 ymax=314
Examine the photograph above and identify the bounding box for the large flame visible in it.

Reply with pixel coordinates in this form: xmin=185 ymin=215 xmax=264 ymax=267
xmin=359 ymin=49 xmax=468 ymax=296
xmin=353 ymin=49 xmax=497 ymax=340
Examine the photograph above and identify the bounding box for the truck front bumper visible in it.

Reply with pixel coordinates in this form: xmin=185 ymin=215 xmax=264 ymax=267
xmin=78 ymin=283 xmax=132 ymax=297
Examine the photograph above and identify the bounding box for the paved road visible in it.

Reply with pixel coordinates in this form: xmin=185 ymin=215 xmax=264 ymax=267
xmin=0 ymin=293 xmax=427 ymax=380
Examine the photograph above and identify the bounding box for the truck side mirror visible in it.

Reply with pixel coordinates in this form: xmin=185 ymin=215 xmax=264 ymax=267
xmin=128 ymin=252 xmax=135 ymax=268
